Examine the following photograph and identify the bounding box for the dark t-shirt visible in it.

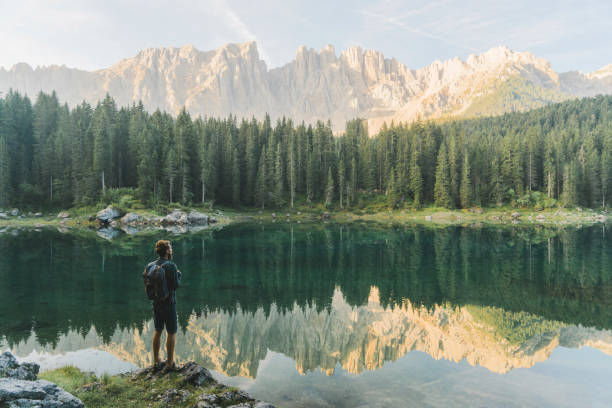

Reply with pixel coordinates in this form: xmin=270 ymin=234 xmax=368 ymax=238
xmin=151 ymin=257 xmax=182 ymax=306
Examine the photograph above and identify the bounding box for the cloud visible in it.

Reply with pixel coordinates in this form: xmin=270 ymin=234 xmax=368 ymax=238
xmin=206 ymin=0 xmax=273 ymax=64
xmin=358 ymin=9 xmax=479 ymax=53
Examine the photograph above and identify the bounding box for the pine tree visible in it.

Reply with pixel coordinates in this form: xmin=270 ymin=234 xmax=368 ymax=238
xmin=289 ymin=136 xmax=296 ymax=209
xmin=273 ymin=143 xmax=284 ymax=207
xmin=409 ymin=147 xmax=423 ymax=209
xmin=562 ymin=162 xmax=577 ymax=207
xmin=255 ymin=147 xmax=267 ymax=209
xmin=232 ymin=148 xmax=241 ymax=206
xmin=602 ymin=138 xmax=612 ymax=209
xmin=460 ymin=153 xmax=472 ymax=208
xmin=434 ymin=144 xmax=451 ymax=208
xmin=388 ymin=169 xmax=401 ymax=208
xmin=0 ymin=132 xmax=9 ymax=207
xmin=338 ymin=158 xmax=346 ymax=209
xmin=324 ymin=167 xmax=334 ymax=208
xmin=165 ymin=146 xmax=178 ymax=203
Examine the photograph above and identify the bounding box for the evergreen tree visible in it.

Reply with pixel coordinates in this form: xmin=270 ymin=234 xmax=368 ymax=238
xmin=434 ymin=144 xmax=451 ymax=208
xmin=274 ymin=143 xmax=284 ymax=206
xmin=460 ymin=153 xmax=472 ymax=208
xmin=324 ymin=167 xmax=334 ymax=208
xmin=409 ymin=147 xmax=423 ymax=209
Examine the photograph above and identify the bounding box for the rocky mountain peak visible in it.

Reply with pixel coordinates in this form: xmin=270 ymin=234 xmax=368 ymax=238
xmin=1 ymin=43 xmax=610 ymax=135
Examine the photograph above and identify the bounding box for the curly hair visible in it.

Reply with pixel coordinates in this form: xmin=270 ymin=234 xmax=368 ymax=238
xmin=155 ymin=240 xmax=172 ymax=258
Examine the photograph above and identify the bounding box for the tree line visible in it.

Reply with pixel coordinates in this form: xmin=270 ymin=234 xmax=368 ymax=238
xmin=0 ymin=90 xmax=611 ymax=210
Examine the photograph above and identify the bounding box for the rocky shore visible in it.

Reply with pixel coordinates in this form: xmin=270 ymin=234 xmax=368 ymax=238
xmin=1 ymin=352 xmax=275 ymax=407
xmin=0 ymin=351 xmax=84 ymax=407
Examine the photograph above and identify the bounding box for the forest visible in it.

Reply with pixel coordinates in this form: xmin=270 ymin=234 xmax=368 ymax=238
xmin=0 ymin=90 xmax=611 ymax=211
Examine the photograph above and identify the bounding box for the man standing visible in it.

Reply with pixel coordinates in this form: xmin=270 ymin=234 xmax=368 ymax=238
xmin=148 ymin=239 xmax=182 ymax=369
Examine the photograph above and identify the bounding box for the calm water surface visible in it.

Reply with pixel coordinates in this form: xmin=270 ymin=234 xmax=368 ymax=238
xmin=1 ymin=223 xmax=612 ymax=407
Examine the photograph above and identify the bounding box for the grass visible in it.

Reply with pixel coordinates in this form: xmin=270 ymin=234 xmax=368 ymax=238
xmin=39 ymin=366 xmax=244 ymax=408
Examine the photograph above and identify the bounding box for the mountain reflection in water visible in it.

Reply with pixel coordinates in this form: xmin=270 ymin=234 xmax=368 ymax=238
xmin=1 ymin=223 xmax=612 ymax=406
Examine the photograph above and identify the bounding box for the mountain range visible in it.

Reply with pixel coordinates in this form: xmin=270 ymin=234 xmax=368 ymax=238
xmin=2 ymin=42 xmax=612 ymax=134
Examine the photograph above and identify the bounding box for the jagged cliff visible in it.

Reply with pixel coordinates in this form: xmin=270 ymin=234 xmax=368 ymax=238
xmin=1 ymin=43 xmax=611 ymax=134
xmin=4 ymin=288 xmax=612 ymax=378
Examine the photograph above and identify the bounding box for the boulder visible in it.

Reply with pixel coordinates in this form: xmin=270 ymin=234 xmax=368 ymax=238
xmin=187 ymin=211 xmax=209 ymax=225
xmin=0 ymin=378 xmax=84 ymax=408
xmin=209 ymin=217 xmax=217 ymax=224
xmin=96 ymin=206 xmax=120 ymax=223
xmin=179 ymin=362 xmax=214 ymax=386
xmin=34 ymin=212 xmax=42 ymax=218
xmin=0 ymin=352 xmax=83 ymax=408
xmin=10 ymin=208 xmax=18 ymax=216
xmin=0 ymin=352 xmax=39 ymax=381
xmin=57 ymin=211 xmax=70 ymax=219
xmin=0 ymin=212 xmax=8 ymax=220
xmin=178 ymin=214 xmax=190 ymax=225
xmin=162 ymin=209 xmax=184 ymax=225
xmin=511 ymin=211 xmax=521 ymax=219
xmin=120 ymin=212 xmax=140 ymax=225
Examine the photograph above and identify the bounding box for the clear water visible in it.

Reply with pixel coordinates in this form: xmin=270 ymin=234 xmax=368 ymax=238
xmin=1 ymin=223 xmax=612 ymax=407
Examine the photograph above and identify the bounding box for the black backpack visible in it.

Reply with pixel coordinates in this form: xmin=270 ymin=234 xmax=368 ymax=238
xmin=143 ymin=260 xmax=170 ymax=302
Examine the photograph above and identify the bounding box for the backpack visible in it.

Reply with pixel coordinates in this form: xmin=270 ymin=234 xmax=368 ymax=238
xmin=143 ymin=260 xmax=170 ymax=302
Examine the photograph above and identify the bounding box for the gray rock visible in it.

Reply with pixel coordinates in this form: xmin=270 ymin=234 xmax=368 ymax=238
xmin=162 ymin=209 xmax=184 ymax=225
xmin=120 ymin=212 xmax=140 ymax=224
xmin=511 ymin=211 xmax=521 ymax=219
xmin=180 ymin=362 xmax=213 ymax=386
xmin=209 ymin=217 xmax=217 ymax=224
xmin=187 ymin=211 xmax=209 ymax=225
xmin=0 ymin=352 xmax=39 ymax=381
xmin=0 ymin=212 xmax=8 ymax=220
xmin=220 ymin=390 xmax=251 ymax=403
xmin=33 ymin=213 xmax=42 ymax=218
xmin=0 ymin=378 xmax=83 ymax=408
xmin=10 ymin=208 xmax=19 ymax=216
xmin=56 ymin=212 xmax=70 ymax=219
xmin=96 ymin=206 xmax=120 ymax=223
xmin=158 ymin=388 xmax=190 ymax=404
xmin=536 ymin=214 xmax=546 ymax=221
xmin=178 ymin=214 xmax=190 ymax=225
xmin=198 ymin=393 xmax=220 ymax=404
xmin=227 ymin=404 xmax=251 ymax=408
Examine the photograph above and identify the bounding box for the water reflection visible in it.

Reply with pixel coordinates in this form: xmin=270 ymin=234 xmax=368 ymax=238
xmin=5 ymin=286 xmax=612 ymax=378
xmin=1 ymin=223 xmax=611 ymax=379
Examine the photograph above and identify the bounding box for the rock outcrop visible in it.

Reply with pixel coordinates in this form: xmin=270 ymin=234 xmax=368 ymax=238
xmin=96 ymin=206 xmax=121 ymax=224
xmin=0 ymin=352 xmax=83 ymax=408
xmin=2 ymin=43 xmax=611 ymax=135
xmin=135 ymin=361 xmax=274 ymax=408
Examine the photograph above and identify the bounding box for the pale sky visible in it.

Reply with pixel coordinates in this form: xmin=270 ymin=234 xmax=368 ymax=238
xmin=1 ymin=0 xmax=610 ymax=73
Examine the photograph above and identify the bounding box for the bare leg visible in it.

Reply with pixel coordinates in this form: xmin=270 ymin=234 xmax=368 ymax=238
xmin=153 ymin=331 xmax=162 ymax=365
xmin=166 ymin=333 xmax=176 ymax=366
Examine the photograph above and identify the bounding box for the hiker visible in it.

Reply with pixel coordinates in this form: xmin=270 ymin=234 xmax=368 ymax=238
xmin=143 ymin=239 xmax=182 ymax=369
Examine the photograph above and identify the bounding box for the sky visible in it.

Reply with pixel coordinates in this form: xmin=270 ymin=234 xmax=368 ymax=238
xmin=1 ymin=0 xmax=611 ymax=73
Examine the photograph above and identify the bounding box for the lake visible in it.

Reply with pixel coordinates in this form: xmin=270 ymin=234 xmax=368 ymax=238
xmin=1 ymin=222 xmax=612 ymax=407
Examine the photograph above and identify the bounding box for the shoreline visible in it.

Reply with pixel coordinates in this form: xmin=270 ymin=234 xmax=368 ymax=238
xmin=0 ymin=206 xmax=608 ymax=235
